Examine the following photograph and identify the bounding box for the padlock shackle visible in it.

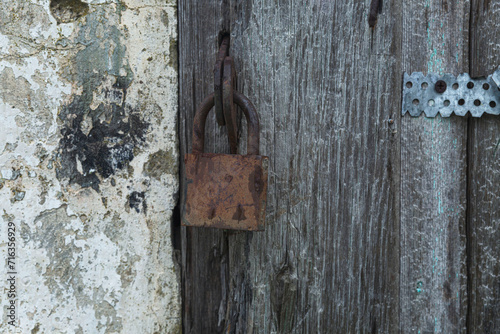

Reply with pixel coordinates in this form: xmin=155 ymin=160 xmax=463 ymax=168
xmin=192 ymin=91 xmax=260 ymax=155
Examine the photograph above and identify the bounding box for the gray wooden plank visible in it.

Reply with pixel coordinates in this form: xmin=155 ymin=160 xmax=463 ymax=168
xmin=178 ymin=2 xmax=231 ymax=333
xmin=468 ymin=1 xmax=500 ymax=332
xmin=225 ymin=0 xmax=402 ymax=332
xmin=400 ymin=1 xmax=469 ymax=332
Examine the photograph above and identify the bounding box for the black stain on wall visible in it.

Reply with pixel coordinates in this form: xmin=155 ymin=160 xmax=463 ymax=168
xmin=128 ymin=191 xmax=147 ymax=214
xmin=56 ymin=10 xmax=148 ymax=191
xmin=57 ymin=82 xmax=147 ymax=191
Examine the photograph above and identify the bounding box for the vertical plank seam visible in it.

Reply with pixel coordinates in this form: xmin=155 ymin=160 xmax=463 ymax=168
xmin=466 ymin=1 xmax=474 ymax=332
xmin=398 ymin=2 xmax=404 ymax=332
xmin=178 ymin=4 xmax=186 ymax=332
xmin=465 ymin=115 xmax=473 ymax=334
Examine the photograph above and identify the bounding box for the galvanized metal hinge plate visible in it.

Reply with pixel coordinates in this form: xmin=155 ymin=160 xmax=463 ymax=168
xmin=402 ymin=69 xmax=500 ymax=117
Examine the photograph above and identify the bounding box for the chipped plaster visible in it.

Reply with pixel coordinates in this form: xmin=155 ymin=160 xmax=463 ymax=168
xmin=0 ymin=0 xmax=180 ymax=333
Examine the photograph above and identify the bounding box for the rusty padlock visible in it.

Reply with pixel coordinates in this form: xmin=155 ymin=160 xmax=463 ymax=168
xmin=182 ymin=91 xmax=268 ymax=231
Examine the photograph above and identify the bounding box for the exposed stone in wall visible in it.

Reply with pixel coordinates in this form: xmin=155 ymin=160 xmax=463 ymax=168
xmin=0 ymin=0 xmax=180 ymax=333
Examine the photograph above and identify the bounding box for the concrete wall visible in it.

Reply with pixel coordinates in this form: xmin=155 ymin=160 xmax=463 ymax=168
xmin=0 ymin=0 xmax=181 ymax=332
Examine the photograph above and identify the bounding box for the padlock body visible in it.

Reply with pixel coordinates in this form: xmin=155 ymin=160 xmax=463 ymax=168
xmin=182 ymin=153 xmax=268 ymax=231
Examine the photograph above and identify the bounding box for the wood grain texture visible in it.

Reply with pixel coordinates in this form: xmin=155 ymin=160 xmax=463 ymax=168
xmin=400 ymin=1 xmax=469 ymax=332
xmin=469 ymin=1 xmax=500 ymax=332
xmin=208 ymin=0 xmax=401 ymax=332
xmin=179 ymin=1 xmax=500 ymax=333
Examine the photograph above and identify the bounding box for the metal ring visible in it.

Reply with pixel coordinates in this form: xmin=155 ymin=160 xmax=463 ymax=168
xmin=223 ymin=57 xmax=238 ymax=154
xmin=214 ymin=36 xmax=230 ymax=126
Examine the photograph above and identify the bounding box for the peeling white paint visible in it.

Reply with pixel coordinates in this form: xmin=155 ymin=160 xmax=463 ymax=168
xmin=0 ymin=34 xmax=9 ymax=55
xmin=0 ymin=1 xmax=180 ymax=333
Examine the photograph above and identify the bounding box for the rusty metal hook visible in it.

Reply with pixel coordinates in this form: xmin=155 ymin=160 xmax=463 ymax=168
xmin=213 ymin=35 xmax=238 ymax=154
xmin=214 ymin=35 xmax=230 ymax=126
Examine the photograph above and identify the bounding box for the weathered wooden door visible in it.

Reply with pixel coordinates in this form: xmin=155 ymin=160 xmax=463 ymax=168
xmin=178 ymin=1 xmax=499 ymax=332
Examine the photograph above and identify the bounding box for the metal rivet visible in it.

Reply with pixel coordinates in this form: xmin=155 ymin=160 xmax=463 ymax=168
xmin=435 ymin=80 xmax=447 ymax=93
